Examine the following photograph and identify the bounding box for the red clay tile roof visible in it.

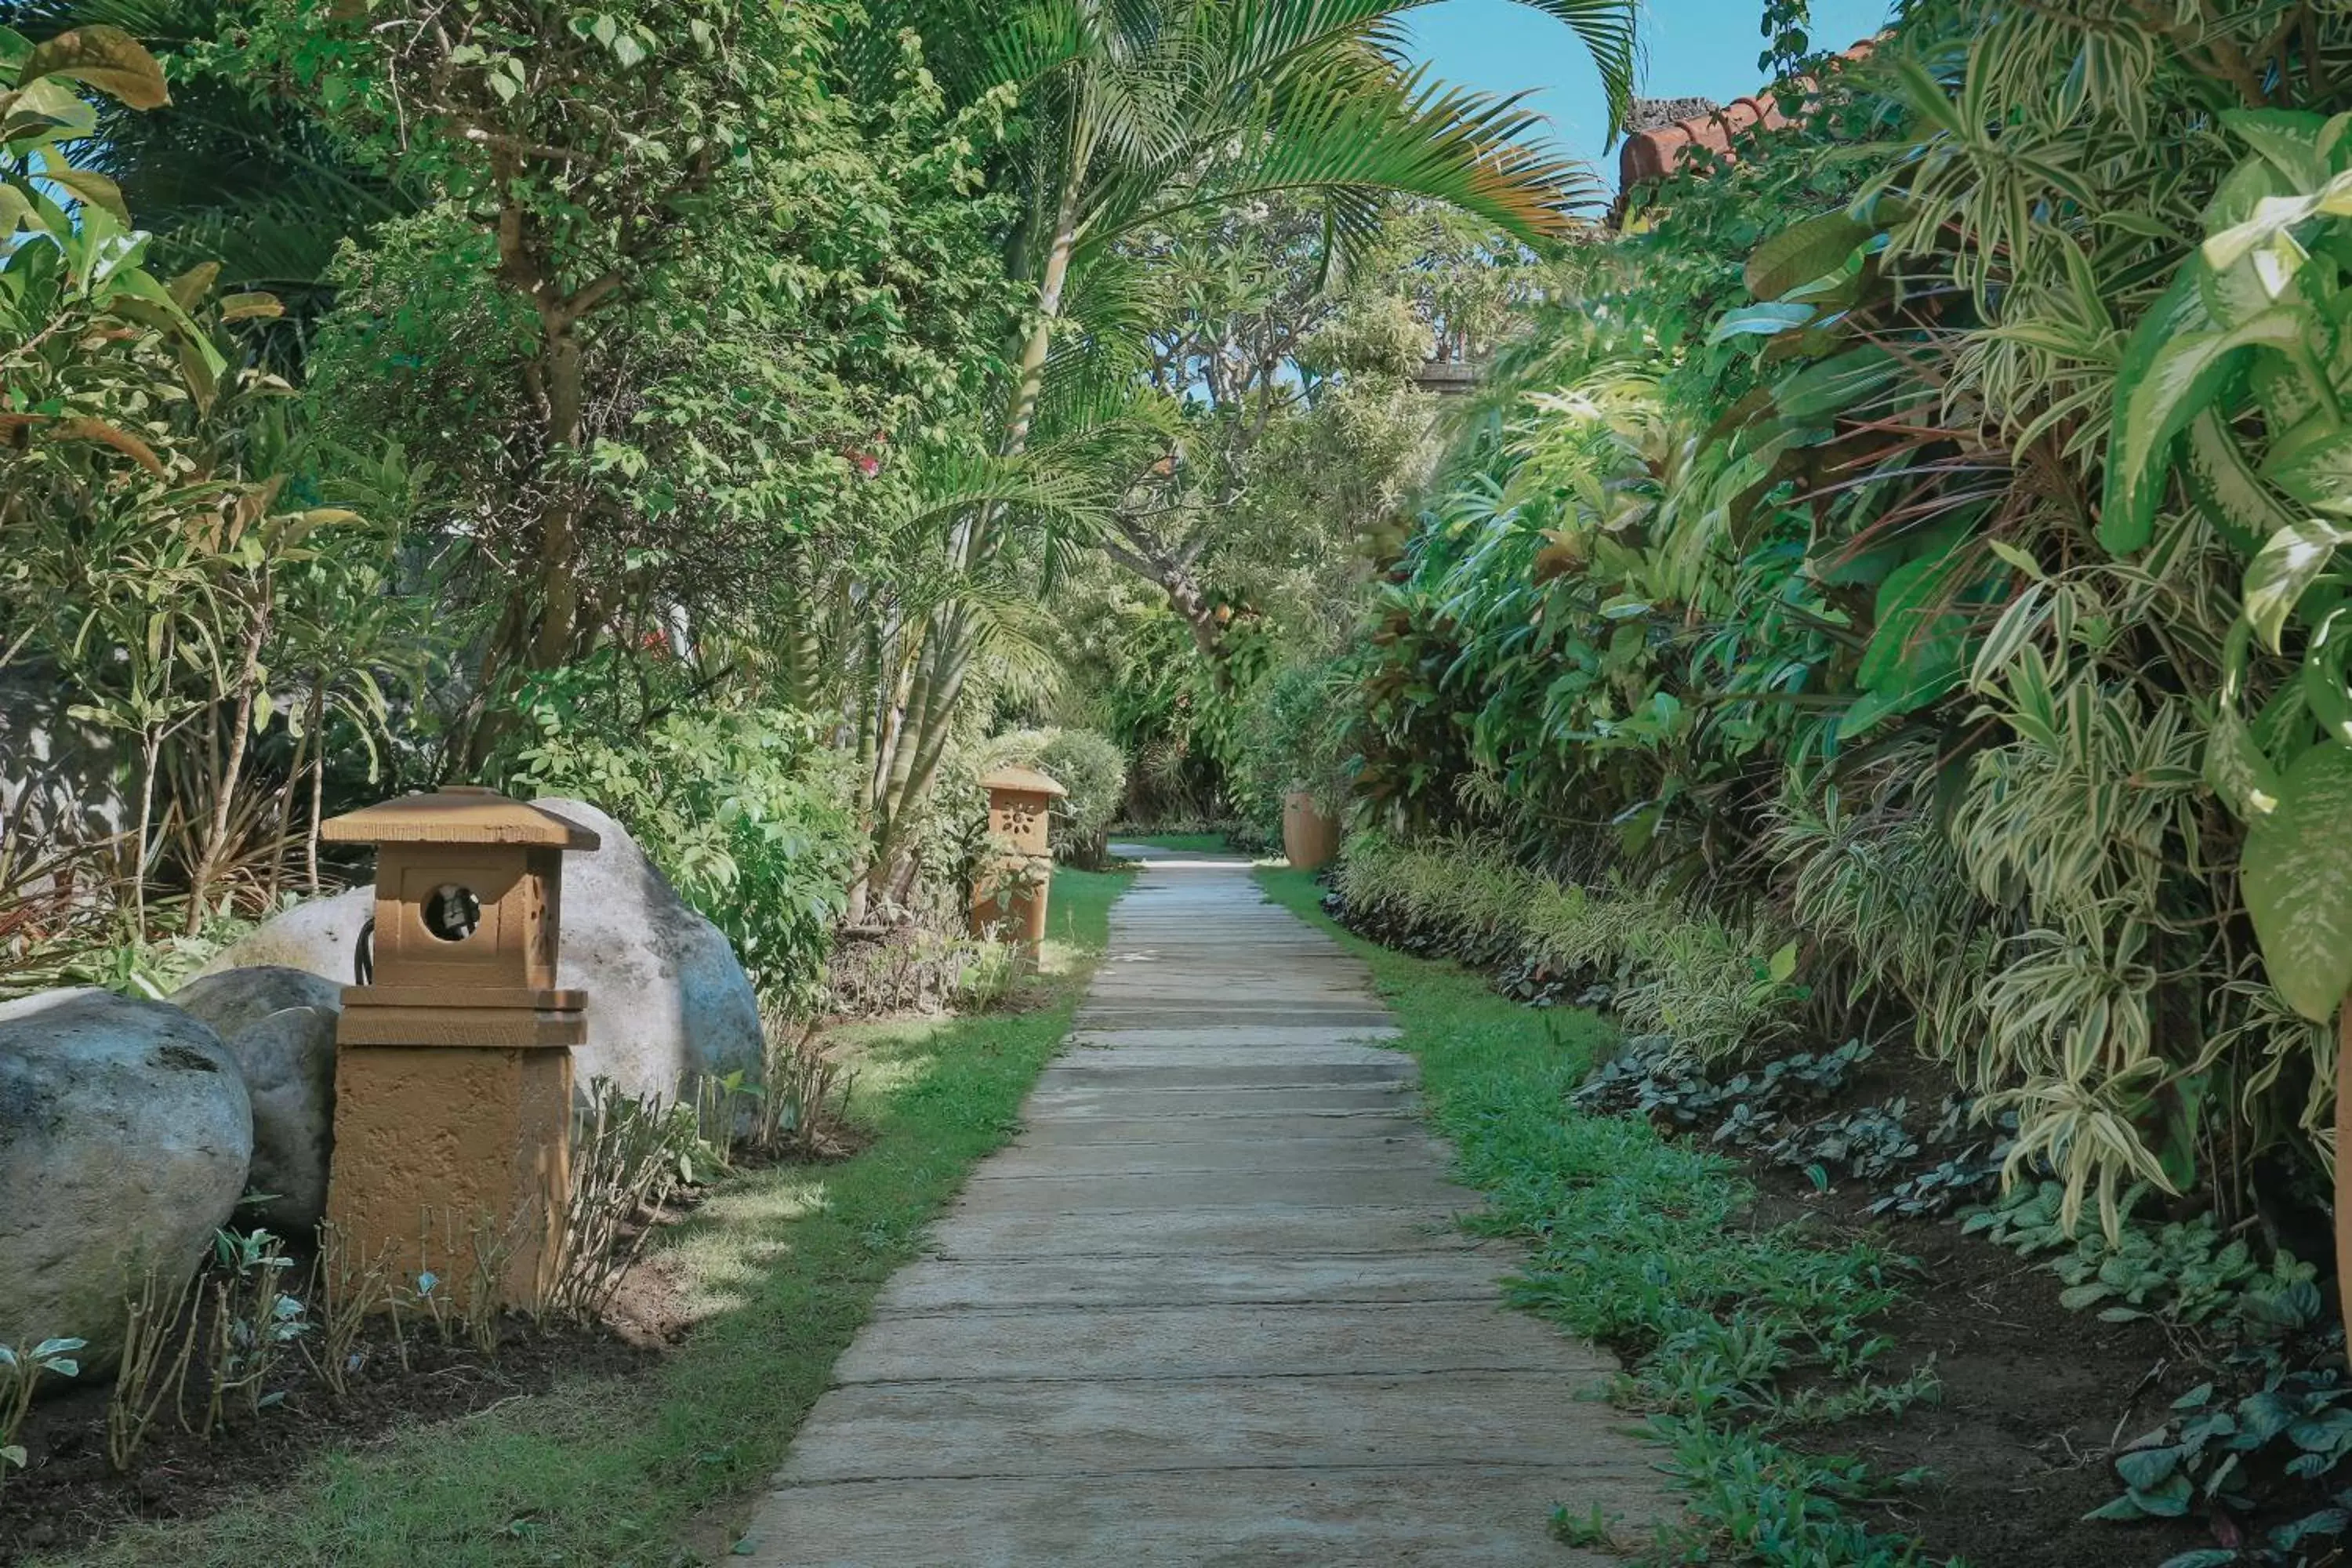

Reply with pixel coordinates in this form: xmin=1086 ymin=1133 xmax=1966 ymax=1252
xmin=1617 ymin=38 xmax=1882 ymax=199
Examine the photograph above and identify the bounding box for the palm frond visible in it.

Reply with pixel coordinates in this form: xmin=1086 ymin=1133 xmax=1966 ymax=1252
xmin=1091 ymin=63 xmax=1599 ymax=263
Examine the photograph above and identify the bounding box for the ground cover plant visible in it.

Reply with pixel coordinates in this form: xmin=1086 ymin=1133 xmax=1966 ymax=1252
xmin=1256 ymin=866 xmax=1951 ymax=1566
xmin=1262 ymin=862 xmax=2347 ymax=1566
xmin=11 ymin=866 xmax=1123 ymax=1567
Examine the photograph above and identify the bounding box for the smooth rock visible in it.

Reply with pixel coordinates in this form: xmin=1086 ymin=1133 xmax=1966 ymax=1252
xmin=0 ymin=988 xmax=252 ymax=1371
xmin=170 ymin=967 xmax=341 ymax=1235
xmin=197 ymin=797 xmax=760 ymax=1103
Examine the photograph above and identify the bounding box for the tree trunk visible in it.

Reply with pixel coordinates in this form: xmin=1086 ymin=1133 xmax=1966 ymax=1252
xmin=2336 ymin=1000 xmax=2351 ymax=1359
xmin=530 ymin=331 xmax=588 ymax=670
xmin=862 ymin=165 xmax=1088 ymax=895
xmin=185 ymin=602 xmax=269 ymax=935
xmin=304 ymin=674 xmax=326 ymax=895
xmin=132 ymin=723 xmax=161 ymax=935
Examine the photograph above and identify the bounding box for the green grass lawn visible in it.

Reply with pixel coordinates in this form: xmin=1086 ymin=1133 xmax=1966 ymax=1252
xmin=1113 ymin=831 xmax=1239 ymax=853
xmin=45 ymin=866 xmax=1130 ymax=1568
xmin=1254 ymin=868 xmax=1938 ymax=1566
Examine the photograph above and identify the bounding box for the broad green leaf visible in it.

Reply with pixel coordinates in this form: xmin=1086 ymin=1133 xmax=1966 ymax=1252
xmin=1708 ymin=302 xmax=1813 ymax=344
xmin=2114 ymin=1446 xmax=2181 ymax=1492
xmin=1987 ymin=540 xmax=2045 ymax=579
xmin=2242 ymin=741 xmax=2352 ymax=1019
xmin=216 ymin=292 xmax=284 ymax=322
xmin=2304 ymin=611 xmax=2352 ymax=744
xmin=166 ymin=260 xmax=221 ymax=312
xmin=2244 ymin=520 xmax=2351 ymax=651
xmin=2183 ymin=407 xmax=2293 ymax=556
xmin=2098 ymin=267 xmax=2213 ymax=553
xmin=2223 ymin=108 xmax=2331 ymax=188
xmin=1834 ymin=684 xmax=1905 ymax=741
xmin=1744 ymin=209 xmax=1871 ymax=303
xmin=5 ymin=75 xmax=98 ymax=137
xmin=2258 ymin=417 xmax=2352 ymax=513
xmin=1766 ymin=942 xmax=1797 ymax=983
xmin=2204 ymin=706 xmax=2281 ymax=818
xmin=1773 ymin=345 xmax=1900 ymax=422
xmin=23 ymin=25 xmax=166 ymax=110
xmin=2100 ymin=300 xmax=2296 ymax=554
xmin=45 ymin=165 xmax=125 ymax=223
xmin=1859 ymin=551 xmax=1967 ymax=707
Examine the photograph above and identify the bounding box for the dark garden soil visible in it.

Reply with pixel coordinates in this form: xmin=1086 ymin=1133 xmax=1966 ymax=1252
xmin=1745 ymin=1130 xmax=2204 ymax=1567
xmin=1334 ymin=896 xmax=2313 ymax=1568
xmin=0 ymin=1175 xmax=731 ymax=1568
xmin=0 ymin=1316 xmax=655 ymax=1565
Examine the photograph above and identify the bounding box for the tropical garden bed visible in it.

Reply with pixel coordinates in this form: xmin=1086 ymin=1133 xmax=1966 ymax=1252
xmin=1264 ymin=858 xmax=2352 ymax=1568
xmin=4 ymin=866 xmax=1124 ymax=1568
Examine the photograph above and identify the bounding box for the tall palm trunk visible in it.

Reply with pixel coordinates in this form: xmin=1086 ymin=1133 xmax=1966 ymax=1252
xmin=861 ymin=145 xmax=1088 ymax=898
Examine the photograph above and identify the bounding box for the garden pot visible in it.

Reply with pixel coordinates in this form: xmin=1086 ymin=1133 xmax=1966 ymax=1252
xmin=1282 ymin=792 xmax=1340 ymax=871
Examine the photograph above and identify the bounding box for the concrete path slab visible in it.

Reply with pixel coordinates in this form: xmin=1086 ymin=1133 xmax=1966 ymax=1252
xmin=869 ymin=1250 xmax=1516 ymax=1312
xmin=975 ymin=1131 xmax=1444 ymax=1178
xmin=741 ymin=1468 xmax=1636 ymax=1567
xmin=832 ymin=1301 xmax=1620 ymax=1382
xmin=741 ymin=844 xmax=1671 ymax=1566
xmin=921 ymin=1203 xmax=1475 ymax=1258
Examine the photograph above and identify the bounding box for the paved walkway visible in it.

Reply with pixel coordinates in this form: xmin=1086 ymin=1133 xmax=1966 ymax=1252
xmin=742 ymin=846 xmax=1665 ymax=1565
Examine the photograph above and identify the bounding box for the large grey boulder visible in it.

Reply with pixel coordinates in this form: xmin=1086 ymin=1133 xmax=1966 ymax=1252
xmin=170 ymin=967 xmax=342 ymax=1236
xmin=198 ymin=798 xmax=761 ymax=1103
xmin=0 ymin=988 xmax=253 ymax=1372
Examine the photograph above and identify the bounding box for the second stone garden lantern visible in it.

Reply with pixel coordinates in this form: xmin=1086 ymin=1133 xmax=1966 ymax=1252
xmin=971 ymin=764 xmax=1065 ymax=959
xmin=319 ymin=786 xmax=598 ymax=1307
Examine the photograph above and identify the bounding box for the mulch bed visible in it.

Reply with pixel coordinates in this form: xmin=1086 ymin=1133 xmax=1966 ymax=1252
xmin=1746 ymin=1138 xmax=2202 ymax=1566
xmin=0 ymin=1316 xmax=655 ymax=1564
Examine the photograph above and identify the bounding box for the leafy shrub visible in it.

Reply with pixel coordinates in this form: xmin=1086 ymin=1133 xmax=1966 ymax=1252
xmin=1 ymin=1336 xmax=84 ymax=1491
xmin=974 ymin=728 xmax=1127 ymax=865
xmin=1234 ymin=658 xmax=1356 ymax=840
xmin=543 ymin=1078 xmax=700 ymax=1325
xmin=506 ymin=672 xmax=859 ymax=1008
xmin=1967 ymin=1182 xmax=2322 ymax=1341
xmin=1335 ymin=829 xmax=1806 ymax=1058
xmin=2101 ymin=1373 xmax=2352 ymax=1567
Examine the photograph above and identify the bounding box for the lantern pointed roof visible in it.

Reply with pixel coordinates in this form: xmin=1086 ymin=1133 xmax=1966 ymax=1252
xmin=978 ymin=764 xmax=1068 ymax=799
xmin=320 ymin=786 xmax=601 ymax=848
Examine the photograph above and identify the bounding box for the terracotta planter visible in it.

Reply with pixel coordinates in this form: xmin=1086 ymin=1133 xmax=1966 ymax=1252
xmin=1282 ymin=791 xmax=1340 ymax=871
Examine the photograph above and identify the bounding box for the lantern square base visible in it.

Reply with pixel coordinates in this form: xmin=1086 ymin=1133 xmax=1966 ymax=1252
xmin=970 ymin=881 xmax=1050 ymax=960
xmin=325 ymin=1042 xmax=572 ymax=1310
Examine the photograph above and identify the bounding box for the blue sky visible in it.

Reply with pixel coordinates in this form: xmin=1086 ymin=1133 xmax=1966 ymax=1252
xmin=1402 ymin=0 xmax=1892 ymax=188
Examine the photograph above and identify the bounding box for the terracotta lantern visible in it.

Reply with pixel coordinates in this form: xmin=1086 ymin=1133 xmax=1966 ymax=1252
xmin=318 ymin=786 xmax=598 ymax=1307
xmin=971 ymin=764 xmax=1066 ymax=956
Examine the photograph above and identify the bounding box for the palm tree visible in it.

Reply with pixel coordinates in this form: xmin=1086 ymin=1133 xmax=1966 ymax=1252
xmin=855 ymin=0 xmax=1639 ymax=902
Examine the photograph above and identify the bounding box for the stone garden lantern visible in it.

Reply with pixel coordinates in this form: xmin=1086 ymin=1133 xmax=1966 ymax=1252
xmin=319 ymin=786 xmax=598 ymax=1307
xmin=971 ymin=764 xmax=1065 ymax=957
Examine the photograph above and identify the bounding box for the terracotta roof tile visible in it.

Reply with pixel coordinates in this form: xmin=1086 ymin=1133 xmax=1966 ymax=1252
xmin=1616 ymin=38 xmax=1881 ymax=202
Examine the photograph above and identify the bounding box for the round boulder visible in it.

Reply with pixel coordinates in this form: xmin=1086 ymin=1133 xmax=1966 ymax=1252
xmin=0 ymin=988 xmax=253 ymax=1373
xmin=199 ymin=798 xmax=761 ymax=1104
xmin=170 ymin=967 xmax=342 ymax=1236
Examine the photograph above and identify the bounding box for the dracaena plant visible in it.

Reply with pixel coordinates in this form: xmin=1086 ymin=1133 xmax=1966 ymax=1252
xmin=2107 ymin=107 xmax=2352 ymax=1025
